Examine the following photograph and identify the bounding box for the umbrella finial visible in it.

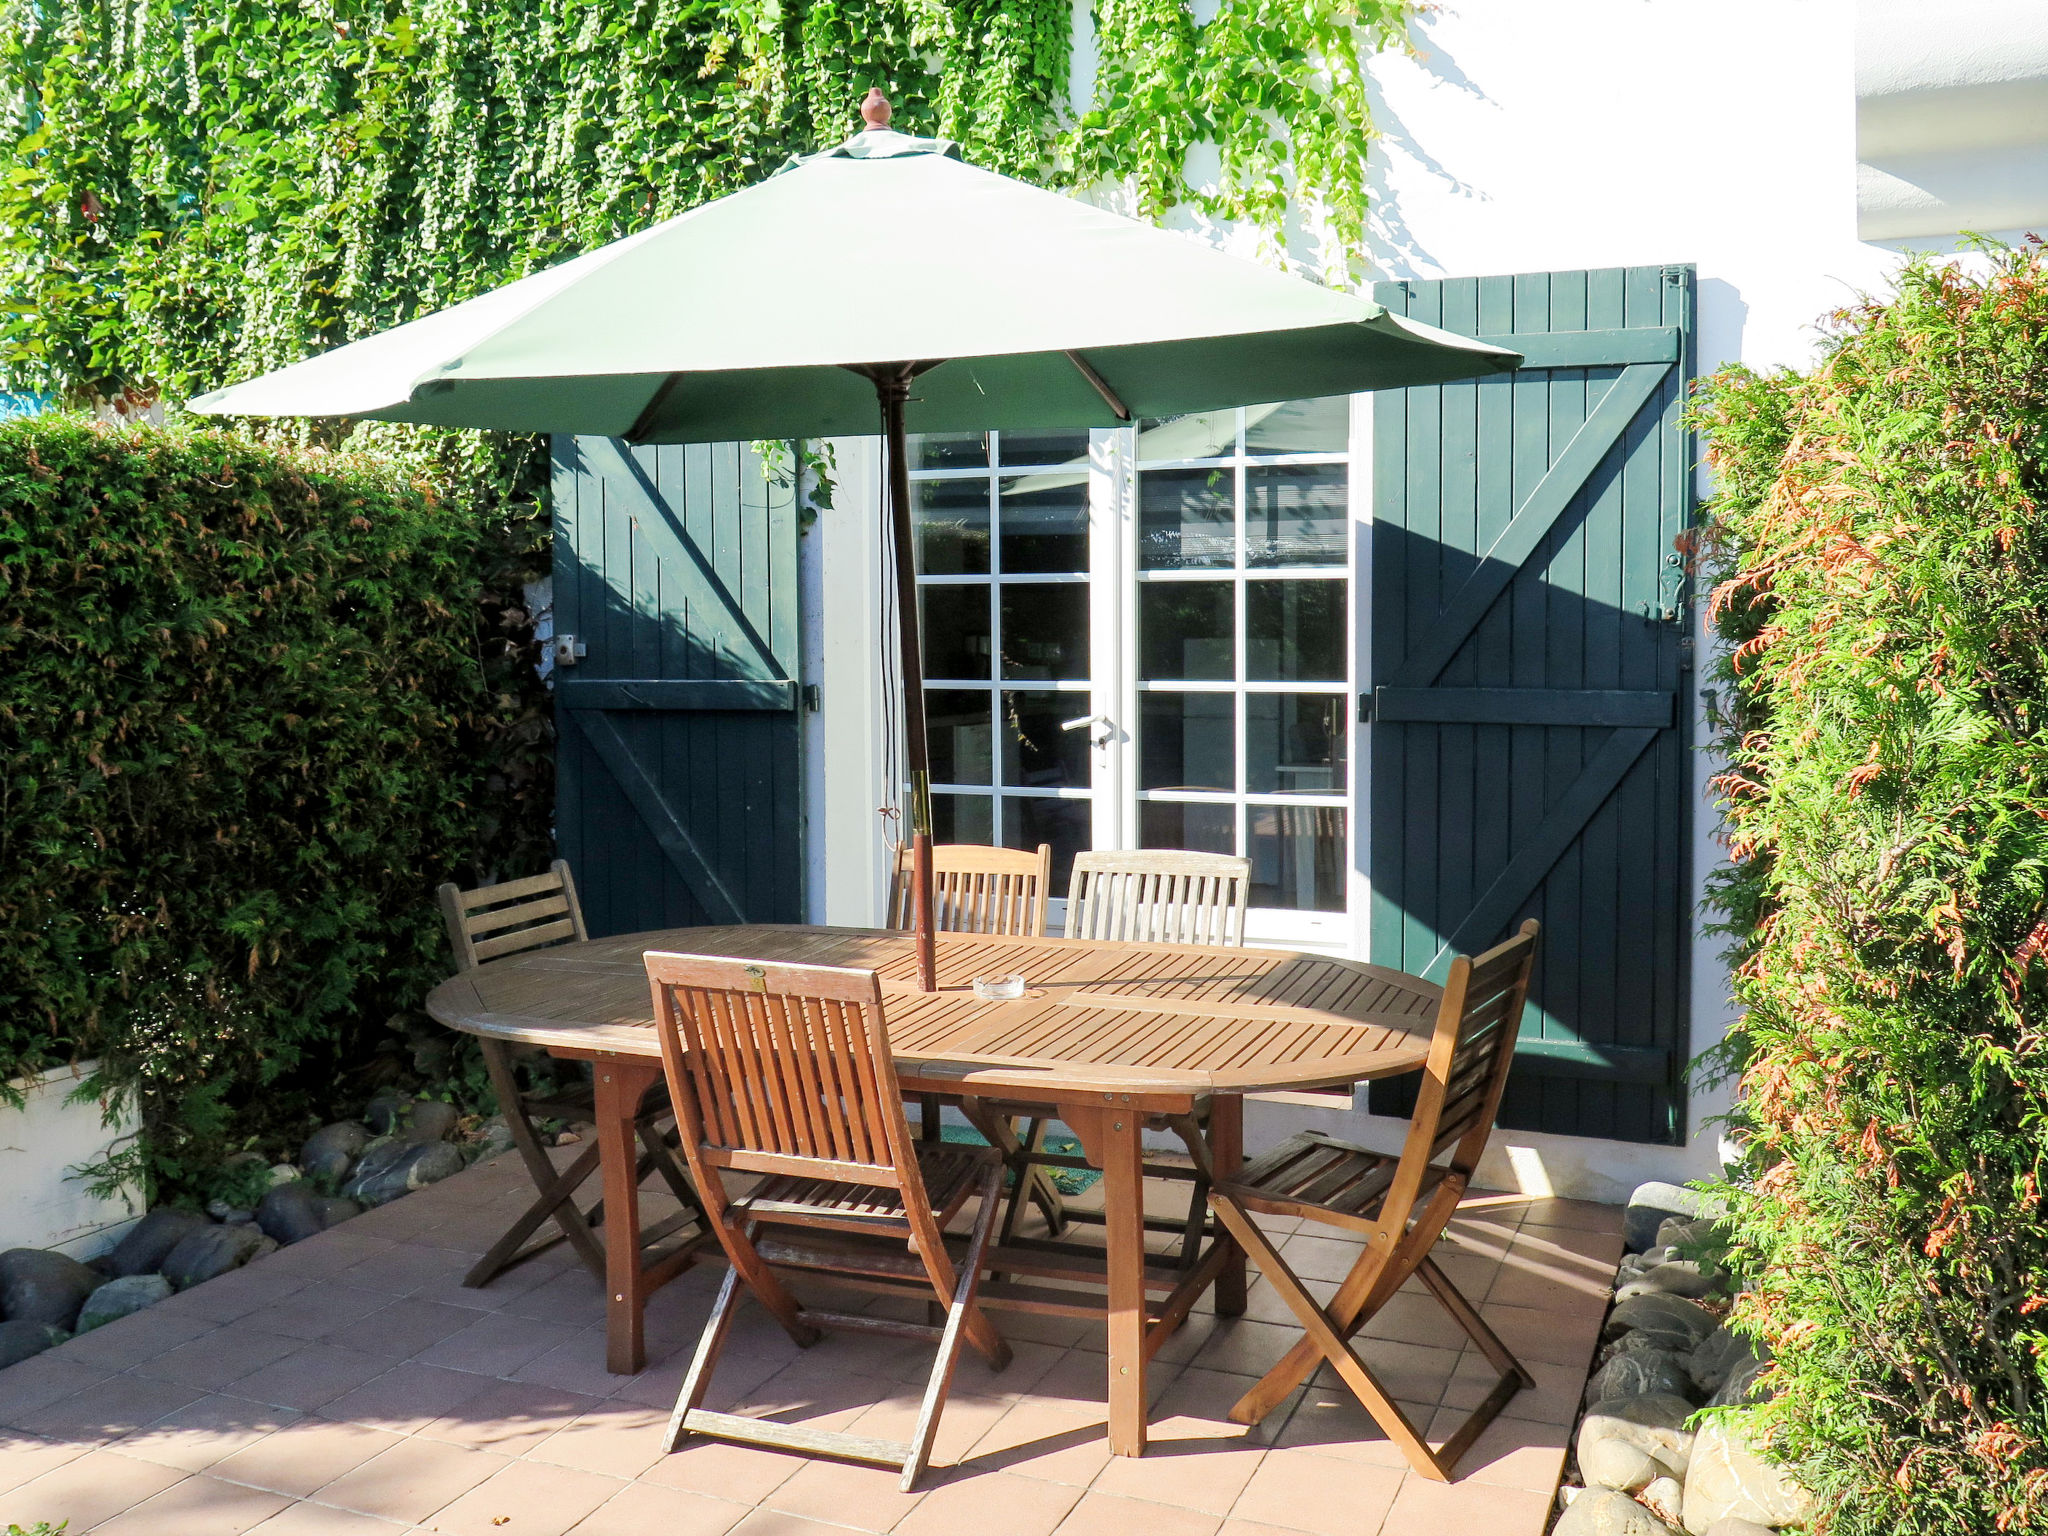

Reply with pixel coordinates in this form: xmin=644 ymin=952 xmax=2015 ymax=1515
xmin=860 ymin=88 xmax=892 ymax=129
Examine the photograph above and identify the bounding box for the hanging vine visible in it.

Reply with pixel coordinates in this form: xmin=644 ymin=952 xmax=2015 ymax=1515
xmin=0 ymin=0 xmax=1415 ymax=497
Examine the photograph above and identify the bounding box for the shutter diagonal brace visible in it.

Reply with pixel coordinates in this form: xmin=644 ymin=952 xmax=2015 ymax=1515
xmin=1387 ymin=361 xmax=1670 ymax=691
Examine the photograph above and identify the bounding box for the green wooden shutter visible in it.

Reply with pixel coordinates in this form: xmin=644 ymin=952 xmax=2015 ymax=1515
xmin=1368 ymin=266 xmax=1695 ymax=1145
xmin=552 ymin=436 xmax=804 ymax=936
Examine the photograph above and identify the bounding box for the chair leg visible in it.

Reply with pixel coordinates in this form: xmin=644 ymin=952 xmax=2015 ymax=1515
xmin=468 ymin=1039 xmax=607 ymax=1285
xmin=463 ymin=1141 xmax=605 ymax=1286
xmin=663 ymin=1262 xmax=745 ymax=1453
xmin=899 ymin=1163 xmax=1008 ymax=1490
xmin=996 ymin=1116 xmax=1067 ymax=1242
xmin=1209 ymin=1194 xmax=1448 ymax=1479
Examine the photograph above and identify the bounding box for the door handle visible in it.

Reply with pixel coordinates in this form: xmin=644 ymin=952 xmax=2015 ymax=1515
xmin=1061 ymin=712 xmax=1116 ymax=748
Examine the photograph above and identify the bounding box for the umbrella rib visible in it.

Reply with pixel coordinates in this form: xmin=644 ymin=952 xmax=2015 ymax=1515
xmin=1063 ymin=350 xmax=1131 ymax=422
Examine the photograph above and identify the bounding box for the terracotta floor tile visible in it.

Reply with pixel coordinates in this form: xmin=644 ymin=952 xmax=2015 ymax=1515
xmin=322 ymin=1298 xmax=484 ymax=1360
xmin=1231 ymin=1275 xmax=1335 ymax=1329
xmin=495 ymin=1265 xmax=609 ymax=1326
xmin=239 ymin=1283 xmax=395 ymax=1342
xmin=88 ymin=1471 xmax=294 ymax=1536
xmin=764 ymin=1454 xmax=927 ymax=1532
xmin=1318 ymin=1339 xmax=1463 ymax=1408
xmin=1483 ymin=1256 xmax=1611 ymax=1314
xmin=958 ymin=1398 xmax=1112 ymax=1486
xmin=415 ymin=1313 xmax=586 ymax=1377
xmin=1512 ymin=1198 xmax=1624 ymax=1235
xmin=1423 ymin=1404 xmax=1566 ymax=1493
xmin=508 ymin=1330 xmax=634 ymax=1398
xmin=1509 ymin=1224 xmax=1625 ymax=1269
xmin=229 ymin=1343 xmax=396 ymax=1412
xmin=1088 ymin=1429 xmax=1264 ymax=1515
xmin=1028 ymin=1347 xmax=1179 ymax=1410
xmin=1376 ymin=1474 xmax=1553 ymax=1536
xmin=1474 ymin=1304 xmax=1601 ymax=1370
xmin=1228 ymin=1449 xmax=1403 ymax=1536
xmin=245 ymin=1500 xmax=411 ymax=1534
xmin=637 ymin=1436 xmax=803 ymax=1505
xmin=527 ymin=1404 xmax=670 ymax=1480
xmin=418 ymin=1458 xmax=626 ymax=1536
xmin=1153 ymin=1315 xmax=1302 ymax=1381
xmin=50 ymin=1309 xmax=219 ymax=1371
xmin=1269 ymin=1388 xmax=1435 ymax=1470
xmin=1272 ymin=1234 xmax=1369 ymax=1286
xmin=260 ymin=1234 xmax=401 ymax=1284
xmin=0 ymin=1447 xmax=189 ymax=1531
xmin=111 ymin=1392 xmax=302 ymax=1473
xmin=1355 ymin=1290 xmax=1475 ymax=1354
xmin=1427 ymin=1250 xmax=1501 ymax=1303
xmin=316 ymin=1360 xmax=500 ymax=1435
xmin=567 ymin=1481 xmax=749 ymax=1536
xmin=166 ymin=1267 xmax=316 ymax=1325
xmin=133 ymin=1327 xmax=305 ymax=1391
xmin=312 ymin=1436 xmax=511 ymax=1524
xmin=1218 ymin=1520 xmax=1325 ymax=1536
xmin=725 ymin=1509 xmax=875 ymax=1536
xmin=0 ymin=1432 xmax=87 ymax=1495
xmin=1440 ymin=1351 xmax=1581 ymax=1427
xmin=842 ymin=1386 xmax=1015 ymax=1470
xmin=10 ymin=1370 xmax=207 ymax=1446
xmin=416 ymin=1377 xmax=604 ymax=1458
xmin=1051 ymin=1488 xmax=1223 ymax=1536
xmin=210 ymin=1417 xmax=405 ymax=1497
xmin=894 ymin=1468 xmax=1082 ymax=1536
xmin=0 ymin=1356 xmax=118 ymax=1424
xmin=334 ymin=1243 xmax=472 ymax=1296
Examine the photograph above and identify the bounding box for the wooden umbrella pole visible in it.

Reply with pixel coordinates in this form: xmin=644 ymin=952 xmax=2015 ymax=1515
xmin=873 ymin=364 xmax=938 ymax=992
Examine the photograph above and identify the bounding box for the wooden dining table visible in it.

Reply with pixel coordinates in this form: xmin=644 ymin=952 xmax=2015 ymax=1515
xmin=424 ymin=923 xmax=1443 ymax=1457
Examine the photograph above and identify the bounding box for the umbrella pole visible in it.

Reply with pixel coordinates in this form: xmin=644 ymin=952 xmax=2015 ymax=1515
xmin=874 ymin=365 xmax=939 ymax=992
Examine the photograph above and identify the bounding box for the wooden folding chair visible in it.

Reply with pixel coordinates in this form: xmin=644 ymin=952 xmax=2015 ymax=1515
xmin=887 ymin=841 xmax=1053 ymax=935
xmin=437 ymin=862 xmax=703 ymax=1288
xmin=645 ymin=952 xmax=1011 ymax=1491
xmin=1206 ymin=920 xmax=1541 ymax=1482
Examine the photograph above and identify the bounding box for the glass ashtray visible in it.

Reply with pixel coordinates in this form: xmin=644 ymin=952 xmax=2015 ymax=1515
xmin=971 ymin=972 xmax=1027 ymax=1001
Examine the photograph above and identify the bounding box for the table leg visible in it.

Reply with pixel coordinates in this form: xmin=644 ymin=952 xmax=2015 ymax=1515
xmin=594 ymin=1057 xmax=664 ymax=1375
xmin=1069 ymin=1100 xmax=1148 ymax=1458
xmin=1207 ymin=1093 xmax=1248 ymax=1317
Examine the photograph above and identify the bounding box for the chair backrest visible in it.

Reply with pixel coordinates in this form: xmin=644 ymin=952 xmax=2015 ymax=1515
xmin=644 ymin=952 xmax=921 ymax=1190
xmin=1065 ymin=849 xmax=1251 ymax=946
xmin=437 ymin=860 xmax=589 ymax=972
xmin=888 ymin=843 xmax=1051 ymax=936
xmin=1383 ymin=920 xmax=1540 ymax=1216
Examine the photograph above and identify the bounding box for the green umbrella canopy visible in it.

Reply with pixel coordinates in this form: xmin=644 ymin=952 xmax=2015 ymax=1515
xmin=189 ymin=125 xmax=1518 ymax=442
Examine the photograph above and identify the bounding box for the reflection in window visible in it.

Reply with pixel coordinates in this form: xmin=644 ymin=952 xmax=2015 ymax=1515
xmin=998 ymin=428 xmax=1091 ymax=466
xmin=914 ymin=433 xmax=988 ymax=471
xmin=932 ymin=792 xmax=994 ymax=844
xmin=1002 ymin=795 xmax=1089 ymax=888
xmin=1246 ymin=580 xmax=1345 ymax=681
xmin=921 ymin=586 xmax=991 ymax=680
xmin=1247 ymin=694 xmax=1346 ymax=794
xmin=999 ymin=479 xmax=1088 ymax=573
xmin=1245 ymin=464 xmax=1347 ymax=567
xmin=1139 ymin=467 xmax=1235 ymax=570
xmin=1248 ymin=804 xmax=1346 ymax=911
xmin=1140 ymin=799 xmax=1235 ymax=856
xmin=1244 ymin=396 xmax=1348 ymax=455
xmin=1002 ymin=690 xmax=1089 ymax=790
xmin=999 ymin=584 xmax=1088 ymax=680
xmin=927 ymin=689 xmax=993 ymax=784
xmin=1139 ymin=582 xmax=1233 ymax=681
xmin=1140 ymin=692 xmax=1234 ymax=792
xmin=915 ymin=479 xmax=990 ymax=575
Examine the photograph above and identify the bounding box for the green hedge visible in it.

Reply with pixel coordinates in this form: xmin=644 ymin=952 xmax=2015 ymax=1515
xmin=0 ymin=413 xmax=549 ymax=1193
xmin=1691 ymin=247 xmax=2048 ymax=1532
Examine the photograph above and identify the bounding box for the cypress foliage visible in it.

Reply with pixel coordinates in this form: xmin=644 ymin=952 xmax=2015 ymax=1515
xmin=0 ymin=414 xmax=549 ymax=1194
xmin=1691 ymin=246 xmax=2048 ymax=1533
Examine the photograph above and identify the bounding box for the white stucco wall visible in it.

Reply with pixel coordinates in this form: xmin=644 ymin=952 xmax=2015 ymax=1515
xmin=805 ymin=0 xmax=1928 ymax=1203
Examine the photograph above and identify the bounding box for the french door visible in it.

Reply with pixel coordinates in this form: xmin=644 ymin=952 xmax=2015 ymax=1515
xmin=912 ymin=399 xmax=1358 ymax=947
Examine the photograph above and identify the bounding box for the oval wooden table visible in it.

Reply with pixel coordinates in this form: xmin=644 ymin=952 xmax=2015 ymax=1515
xmin=426 ymin=923 xmax=1443 ymax=1457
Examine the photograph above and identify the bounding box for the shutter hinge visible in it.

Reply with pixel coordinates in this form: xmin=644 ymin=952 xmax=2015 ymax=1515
xmin=1677 ymin=637 xmax=1695 ymax=672
xmin=802 ymin=682 xmax=822 ymax=712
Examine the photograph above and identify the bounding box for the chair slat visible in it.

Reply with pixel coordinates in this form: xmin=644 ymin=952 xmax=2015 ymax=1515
xmin=891 ymin=843 xmax=1050 ymax=937
xmin=465 ymin=891 xmax=572 ymax=936
xmin=471 ymin=917 xmax=577 ymax=961
xmin=1065 ymin=850 xmax=1250 ymax=947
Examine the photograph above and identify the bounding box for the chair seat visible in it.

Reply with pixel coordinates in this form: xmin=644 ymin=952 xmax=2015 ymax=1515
xmin=738 ymin=1142 xmax=994 ymax=1227
xmin=1222 ymin=1130 xmax=1449 ymax=1224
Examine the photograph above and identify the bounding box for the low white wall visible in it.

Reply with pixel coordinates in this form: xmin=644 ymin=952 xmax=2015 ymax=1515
xmin=0 ymin=1062 xmax=144 ymax=1258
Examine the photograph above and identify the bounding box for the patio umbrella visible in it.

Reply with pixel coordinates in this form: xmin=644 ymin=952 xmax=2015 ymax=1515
xmin=191 ymin=91 xmax=1520 ymax=990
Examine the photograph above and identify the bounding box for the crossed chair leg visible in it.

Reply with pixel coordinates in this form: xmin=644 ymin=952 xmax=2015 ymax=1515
xmin=1208 ymin=1193 xmax=1534 ymax=1482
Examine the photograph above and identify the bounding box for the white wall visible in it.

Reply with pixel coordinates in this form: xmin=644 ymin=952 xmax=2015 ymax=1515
xmin=1 ymin=1063 xmax=144 ymax=1258
xmin=806 ymin=0 xmax=1917 ymax=1202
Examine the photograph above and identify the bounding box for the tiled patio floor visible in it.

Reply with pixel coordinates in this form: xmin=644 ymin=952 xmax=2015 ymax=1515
xmin=0 ymin=1149 xmax=1620 ymax=1536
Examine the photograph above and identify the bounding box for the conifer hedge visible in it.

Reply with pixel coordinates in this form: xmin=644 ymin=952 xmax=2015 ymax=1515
xmin=0 ymin=414 xmax=549 ymax=1193
xmin=1692 ymin=246 xmax=2048 ymax=1532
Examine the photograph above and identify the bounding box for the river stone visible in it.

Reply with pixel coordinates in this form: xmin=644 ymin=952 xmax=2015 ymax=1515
xmin=1616 ymin=1260 xmax=1722 ymax=1303
xmin=300 ymin=1121 xmax=371 ymax=1182
xmin=103 ymin=1208 xmax=214 ymax=1278
xmin=1688 ymin=1326 xmax=1760 ymax=1397
xmin=402 ymin=1099 xmax=460 ymax=1143
xmin=1581 ymin=1437 xmax=1664 ymax=1492
xmin=314 ymin=1195 xmax=362 ymax=1228
xmin=1606 ymin=1292 xmax=1718 ymax=1351
xmin=1656 ymin=1216 xmax=1723 ymax=1253
xmin=76 ymin=1274 xmax=172 ymax=1332
xmin=1586 ymin=1347 xmax=1695 ymax=1408
xmin=364 ymin=1088 xmax=412 ymax=1136
xmin=1701 ymin=1522 xmax=1777 ymax=1536
xmin=256 ymin=1183 xmax=325 ymax=1246
xmin=0 ymin=1319 xmax=68 ymax=1367
xmin=0 ymin=1248 xmax=101 ymax=1329
xmin=343 ymin=1139 xmax=465 ymax=1206
xmin=1642 ymin=1475 xmax=1686 ymax=1527
xmin=1709 ymin=1353 xmax=1771 ymax=1409
xmin=1624 ymin=1182 xmax=1723 ymax=1254
xmin=160 ymin=1222 xmax=266 ymax=1290
xmin=1578 ymin=1393 xmax=1698 ymax=1478
xmin=1554 ymin=1486 xmax=1682 ymax=1536
xmin=1682 ymin=1417 xmax=1811 ymax=1533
